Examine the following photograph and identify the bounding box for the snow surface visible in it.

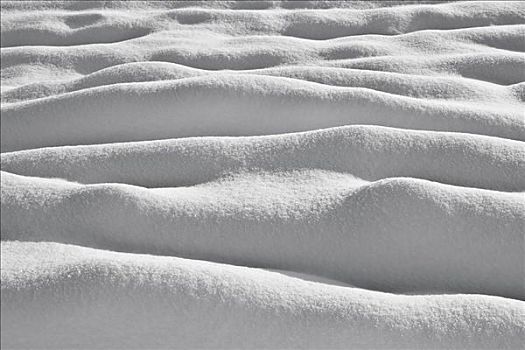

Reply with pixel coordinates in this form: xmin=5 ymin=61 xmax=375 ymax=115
xmin=1 ymin=1 xmax=524 ymax=348
xmin=2 ymin=241 xmax=524 ymax=349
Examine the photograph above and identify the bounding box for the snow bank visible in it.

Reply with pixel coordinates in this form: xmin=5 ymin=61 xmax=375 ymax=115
xmin=3 ymin=63 xmax=521 ymax=104
xmin=3 ymin=29 xmax=524 ymax=83
xmin=2 ymin=125 xmax=524 ymax=191
xmin=2 ymin=170 xmax=523 ymax=299
xmin=2 ymin=75 xmax=523 ymax=152
xmin=2 ymin=1 xmax=523 ymax=46
xmin=2 ymin=241 xmax=524 ymax=349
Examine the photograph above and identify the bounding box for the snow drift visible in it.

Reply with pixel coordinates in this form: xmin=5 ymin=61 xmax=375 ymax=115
xmin=1 ymin=1 xmax=524 ymax=348
xmin=2 ymin=170 xmax=524 ymax=300
xmin=2 ymin=125 xmax=524 ymax=191
xmin=3 ymin=74 xmax=523 ymax=152
xmin=2 ymin=241 xmax=524 ymax=349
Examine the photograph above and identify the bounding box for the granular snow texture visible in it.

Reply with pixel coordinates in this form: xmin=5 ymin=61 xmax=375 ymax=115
xmin=1 ymin=1 xmax=524 ymax=349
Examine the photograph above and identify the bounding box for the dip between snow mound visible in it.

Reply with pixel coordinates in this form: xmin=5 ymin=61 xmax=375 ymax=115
xmin=1 ymin=1 xmax=524 ymax=349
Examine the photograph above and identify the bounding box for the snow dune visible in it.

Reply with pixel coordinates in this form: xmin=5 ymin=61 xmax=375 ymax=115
xmin=2 ymin=74 xmax=524 ymax=152
xmin=2 ymin=125 xmax=524 ymax=191
xmin=2 ymin=170 xmax=524 ymax=300
xmin=1 ymin=1 xmax=523 ymax=46
xmin=2 ymin=62 xmax=523 ymax=103
xmin=2 ymin=241 xmax=524 ymax=349
xmin=1 ymin=1 xmax=524 ymax=348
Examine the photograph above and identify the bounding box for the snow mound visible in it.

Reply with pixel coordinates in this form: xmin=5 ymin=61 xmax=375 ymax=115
xmin=2 ymin=125 xmax=524 ymax=191
xmin=2 ymin=1 xmax=523 ymax=46
xmin=2 ymin=75 xmax=523 ymax=152
xmin=2 ymin=63 xmax=522 ymax=104
xmin=2 ymin=241 xmax=524 ymax=349
xmin=2 ymin=170 xmax=524 ymax=300
xmin=325 ymin=52 xmax=525 ymax=85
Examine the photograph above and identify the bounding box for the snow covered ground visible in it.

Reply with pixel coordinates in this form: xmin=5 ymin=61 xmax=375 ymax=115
xmin=1 ymin=1 xmax=524 ymax=348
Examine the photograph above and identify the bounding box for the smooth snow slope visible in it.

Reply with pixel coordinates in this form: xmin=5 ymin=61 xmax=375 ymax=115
xmin=2 ymin=125 xmax=525 ymax=191
xmin=1 ymin=1 xmax=525 ymax=349
xmin=2 ymin=74 xmax=524 ymax=152
xmin=2 ymin=241 xmax=524 ymax=349
xmin=2 ymin=170 xmax=524 ymax=299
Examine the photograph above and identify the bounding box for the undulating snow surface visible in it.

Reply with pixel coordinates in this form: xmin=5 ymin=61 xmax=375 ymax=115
xmin=1 ymin=1 xmax=524 ymax=349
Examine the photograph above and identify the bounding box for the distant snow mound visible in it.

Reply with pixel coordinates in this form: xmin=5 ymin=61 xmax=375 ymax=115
xmin=2 ymin=125 xmax=524 ymax=191
xmin=2 ymin=75 xmax=524 ymax=152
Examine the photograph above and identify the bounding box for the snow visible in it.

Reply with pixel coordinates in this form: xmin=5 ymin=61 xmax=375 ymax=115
xmin=2 ymin=241 xmax=524 ymax=349
xmin=2 ymin=169 xmax=524 ymax=301
xmin=2 ymin=125 xmax=525 ymax=191
xmin=2 ymin=74 xmax=523 ymax=152
xmin=1 ymin=1 xmax=524 ymax=348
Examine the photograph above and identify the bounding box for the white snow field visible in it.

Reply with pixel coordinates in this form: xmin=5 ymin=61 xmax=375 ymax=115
xmin=1 ymin=1 xmax=524 ymax=349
